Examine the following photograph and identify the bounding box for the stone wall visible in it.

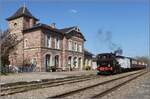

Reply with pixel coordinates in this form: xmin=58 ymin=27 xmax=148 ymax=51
xmin=8 ymin=17 xmax=24 ymax=67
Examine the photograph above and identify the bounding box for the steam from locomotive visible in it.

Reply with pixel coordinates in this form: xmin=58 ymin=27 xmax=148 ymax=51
xmin=97 ymin=29 xmax=123 ymax=55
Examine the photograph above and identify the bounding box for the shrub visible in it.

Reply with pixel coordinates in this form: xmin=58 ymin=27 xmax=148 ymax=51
xmin=47 ymin=66 xmax=57 ymax=72
xmin=85 ymin=66 xmax=91 ymax=70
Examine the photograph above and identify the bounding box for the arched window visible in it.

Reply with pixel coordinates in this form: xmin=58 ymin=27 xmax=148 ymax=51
xmin=54 ymin=55 xmax=59 ymax=67
xmin=68 ymin=56 xmax=72 ymax=70
xmin=73 ymin=57 xmax=77 ymax=68
xmin=45 ymin=54 xmax=51 ymax=71
xmin=68 ymin=56 xmax=72 ymax=65
xmin=31 ymin=57 xmax=37 ymax=65
xmin=14 ymin=23 xmax=17 ymax=28
xmin=78 ymin=57 xmax=82 ymax=68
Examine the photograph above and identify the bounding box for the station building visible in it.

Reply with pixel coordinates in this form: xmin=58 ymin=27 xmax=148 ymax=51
xmin=7 ymin=6 xmax=93 ymax=72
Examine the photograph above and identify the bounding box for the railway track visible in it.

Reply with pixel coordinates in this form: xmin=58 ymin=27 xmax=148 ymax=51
xmin=1 ymin=74 xmax=98 ymax=96
xmin=48 ymin=70 xmax=147 ymax=99
xmin=91 ymin=71 xmax=148 ymax=98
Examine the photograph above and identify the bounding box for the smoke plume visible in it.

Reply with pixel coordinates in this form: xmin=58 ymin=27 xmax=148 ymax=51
xmin=97 ymin=29 xmax=123 ymax=55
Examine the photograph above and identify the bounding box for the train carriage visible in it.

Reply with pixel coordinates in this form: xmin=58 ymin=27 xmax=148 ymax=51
xmin=96 ymin=53 xmax=146 ymax=75
xmin=116 ymin=56 xmax=131 ymax=72
xmin=131 ymin=59 xmax=146 ymax=70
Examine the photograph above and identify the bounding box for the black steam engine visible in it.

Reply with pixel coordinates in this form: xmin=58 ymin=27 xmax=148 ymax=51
xmin=96 ymin=53 xmax=147 ymax=75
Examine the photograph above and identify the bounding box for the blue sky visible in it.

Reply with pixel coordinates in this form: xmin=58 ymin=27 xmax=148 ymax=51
xmin=0 ymin=0 xmax=149 ymax=57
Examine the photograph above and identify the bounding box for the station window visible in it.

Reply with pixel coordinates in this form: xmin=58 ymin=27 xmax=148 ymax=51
xmin=79 ymin=45 xmax=82 ymax=52
xmin=68 ymin=40 xmax=72 ymax=50
xmin=55 ymin=37 xmax=60 ymax=49
xmin=46 ymin=34 xmax=51 ymax=48
xmin=14 ymin=23 xmax=17 ymax=28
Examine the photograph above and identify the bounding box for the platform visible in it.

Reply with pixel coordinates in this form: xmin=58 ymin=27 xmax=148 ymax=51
xmin=0 ymin=70 xmax=97 ymax=84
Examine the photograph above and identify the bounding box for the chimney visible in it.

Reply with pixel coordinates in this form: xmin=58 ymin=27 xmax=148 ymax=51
xmin=51 ymin=23 xmax=56 ymax=28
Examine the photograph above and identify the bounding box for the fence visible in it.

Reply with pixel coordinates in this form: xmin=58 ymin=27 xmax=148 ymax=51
xmin=0 ymin=64 xmax=36 ymax=73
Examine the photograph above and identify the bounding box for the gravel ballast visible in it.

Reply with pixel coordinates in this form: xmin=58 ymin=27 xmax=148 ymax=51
xmin=101 ymin=71 xmax=150 ymax=99
xmin=1 ymin=70 xmax=143 ymax=99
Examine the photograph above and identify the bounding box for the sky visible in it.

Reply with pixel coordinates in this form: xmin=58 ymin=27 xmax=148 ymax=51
xmin=0 ymin=0 xmax=149 ymax=57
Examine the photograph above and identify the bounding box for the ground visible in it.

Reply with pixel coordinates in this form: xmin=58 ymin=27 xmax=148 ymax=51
xmin=0 ymin=70 xmax=97 ymax=84
xmin=102 ymin=70 xmax=150 ymax=99
xmin=1 ymin=70 xmax=150 ymax=99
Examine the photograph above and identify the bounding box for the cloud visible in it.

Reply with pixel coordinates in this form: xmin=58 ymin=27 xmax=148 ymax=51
xmin=69 ymin=9 xmax=78 ymax=14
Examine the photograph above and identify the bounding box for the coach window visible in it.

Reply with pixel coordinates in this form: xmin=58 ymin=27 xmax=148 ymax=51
xmin=102 ymin=56 xmax=106 ymax=59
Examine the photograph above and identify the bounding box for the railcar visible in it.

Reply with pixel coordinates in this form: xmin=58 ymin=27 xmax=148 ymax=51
xmin=96 ymin=53 xmax=121 ymax=75
xmin=131 ymin=59 xmax=146 ymax=70
xmin=96 ymin=53 xmax=146 ymax=75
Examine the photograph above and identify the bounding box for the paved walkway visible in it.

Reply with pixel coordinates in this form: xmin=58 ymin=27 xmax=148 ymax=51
xmin=0 ymin=70 xmax=97 ymax=84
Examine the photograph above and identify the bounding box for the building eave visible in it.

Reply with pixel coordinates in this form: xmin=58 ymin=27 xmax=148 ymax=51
xmin=6 ymin=14 xmax=39 ymax=21
xmin=23 ymin=24 xmax=63 ymax=35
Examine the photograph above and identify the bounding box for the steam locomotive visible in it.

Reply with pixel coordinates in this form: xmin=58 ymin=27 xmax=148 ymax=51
xmin=96 ymin=53 xmax=147 ymax=75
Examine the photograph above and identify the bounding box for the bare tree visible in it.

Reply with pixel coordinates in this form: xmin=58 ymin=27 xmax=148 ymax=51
xmin=0 ymin=29 xmax=20 ymax=68
xmin=135 ymin=56 xmax=150 ymax=67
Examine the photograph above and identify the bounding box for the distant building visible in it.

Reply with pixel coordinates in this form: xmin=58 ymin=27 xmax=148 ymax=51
xmin=7 ymin=6 xmax=86 ymax=72
xmin=84 ymin=50 xmax=93 ymax=70
xmin=92 ymin=56 xmax=97 ymax=70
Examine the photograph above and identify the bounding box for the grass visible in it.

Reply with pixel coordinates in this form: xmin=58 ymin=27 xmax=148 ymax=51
xmin=0 ymin=72 xmax=16 ymax=76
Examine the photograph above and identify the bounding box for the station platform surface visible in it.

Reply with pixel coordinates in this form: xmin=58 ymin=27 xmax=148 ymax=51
xmin=0 ymin=70 xmax=97 ymax=84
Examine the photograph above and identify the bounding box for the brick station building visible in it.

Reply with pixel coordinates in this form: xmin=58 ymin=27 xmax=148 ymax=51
xmin=7 ymin=6 xmax=87 ymax=72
